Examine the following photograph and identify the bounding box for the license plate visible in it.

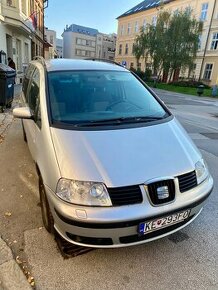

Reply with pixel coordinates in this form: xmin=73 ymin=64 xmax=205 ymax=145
xmin=138 ymin=209 xmax=191 ymax=235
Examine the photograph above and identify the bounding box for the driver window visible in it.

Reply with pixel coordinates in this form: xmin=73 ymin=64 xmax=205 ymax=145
xmin=26 ymin=68 xmax=41 ymax=128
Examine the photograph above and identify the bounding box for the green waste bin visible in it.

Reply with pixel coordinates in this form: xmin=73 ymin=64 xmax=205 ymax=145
xmin=0 ymin=63 xmax=16 ymax=110
xmin=197 ymin=84 xmax=204 ymax=96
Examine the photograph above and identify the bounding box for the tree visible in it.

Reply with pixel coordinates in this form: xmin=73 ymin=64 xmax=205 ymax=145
xmin=132 ymin=27 xmax=147 ymax=68
xmin=132 ymin=9 xmax=203 ymax=82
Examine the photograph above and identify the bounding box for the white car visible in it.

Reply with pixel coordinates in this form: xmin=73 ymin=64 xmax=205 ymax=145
xmin=13 ymin=58 xmax=213 ymax=248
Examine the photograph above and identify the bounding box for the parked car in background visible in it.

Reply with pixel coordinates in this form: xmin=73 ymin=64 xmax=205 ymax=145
xmin=13 ymin=58 xmax=213 ymax=248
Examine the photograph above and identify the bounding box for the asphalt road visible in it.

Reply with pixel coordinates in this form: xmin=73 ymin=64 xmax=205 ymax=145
xmin=0 ymin=88 xmax=218 ymax=290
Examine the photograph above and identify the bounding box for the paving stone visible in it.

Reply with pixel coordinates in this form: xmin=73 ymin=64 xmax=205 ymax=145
xmin=0 ymin=239 xmax=13 ymax=266
xmin=0 ymin=260 xmax=31 ymax=290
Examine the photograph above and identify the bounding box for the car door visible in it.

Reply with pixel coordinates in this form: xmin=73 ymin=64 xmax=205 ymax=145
xmin=23 ymin=67 xmax=40 ymax=160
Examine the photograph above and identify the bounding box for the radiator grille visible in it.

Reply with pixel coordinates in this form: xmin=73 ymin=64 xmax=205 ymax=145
xmin=178 ymin=171 xmax=197 ymax=193
xmin=108 ymin=185 xmax=143 ymax=206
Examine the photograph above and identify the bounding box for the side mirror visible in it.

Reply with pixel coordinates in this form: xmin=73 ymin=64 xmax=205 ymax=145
xmin=13 ymin=107 xmax=33 ymax=119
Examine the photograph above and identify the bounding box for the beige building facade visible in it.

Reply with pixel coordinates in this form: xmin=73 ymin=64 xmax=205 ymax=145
xmin=44 ymin=28 xmax=57 ymax=59
xmin=0 ymin=0 xmax=46 ymax=80
xmin=115 ymin=0 xmax=218 ymax=86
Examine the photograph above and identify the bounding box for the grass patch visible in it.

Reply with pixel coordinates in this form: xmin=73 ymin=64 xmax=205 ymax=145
xmin=146 ymin=81 xmax=216 ymax=98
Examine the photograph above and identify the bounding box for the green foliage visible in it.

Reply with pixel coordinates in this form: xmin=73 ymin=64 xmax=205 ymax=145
xmin=130 ymin=67 xmax=152 ymax=81
xmin=132 ymin=9 xmax=203 ymax=82
xmin=170 ymin=80 xmax=211 ymax=89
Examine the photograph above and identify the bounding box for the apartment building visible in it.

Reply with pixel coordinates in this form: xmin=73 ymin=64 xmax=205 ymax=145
xmin=62 ymin=24 xmax=116 ymax=60
xmin=44 ymin=27 xmax=57 ymax=59
xmin=0 ymin=0 xmax=46 ymax=76
xmin=115 ymin=0 xmax=218 ymax=86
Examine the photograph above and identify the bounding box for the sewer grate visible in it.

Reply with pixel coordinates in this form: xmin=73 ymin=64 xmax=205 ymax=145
xmin=200 ymin=133 xmax=218 ymax=140
xmin=55 ymin=231 xmax=94 ymax=258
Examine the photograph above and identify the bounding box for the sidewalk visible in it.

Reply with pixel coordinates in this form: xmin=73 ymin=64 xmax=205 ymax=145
xmin=0 ymin=238 xmax=31 ymax=290
xmin=0 ymin=85 xmax=31 ymax=290
xmin=153 ymin=88 xmax=218 ymax=106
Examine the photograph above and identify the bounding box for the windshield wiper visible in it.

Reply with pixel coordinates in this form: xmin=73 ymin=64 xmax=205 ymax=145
xmin=72 ymin=116 xmax=165 ymax=127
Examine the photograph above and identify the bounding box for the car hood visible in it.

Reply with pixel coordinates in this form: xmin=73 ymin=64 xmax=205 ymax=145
xmin=50 ymin=118 xmax=201 ymax=187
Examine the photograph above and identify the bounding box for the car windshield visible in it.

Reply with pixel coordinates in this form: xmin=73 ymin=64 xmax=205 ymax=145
xmin=48 ymin=70 xmax=169 ymax=126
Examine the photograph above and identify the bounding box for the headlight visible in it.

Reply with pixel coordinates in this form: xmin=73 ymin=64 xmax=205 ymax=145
xmin=195 ymin=159 xmax=208 ymax=185
xmin=56 ymin=179 xmax=112 ymax=206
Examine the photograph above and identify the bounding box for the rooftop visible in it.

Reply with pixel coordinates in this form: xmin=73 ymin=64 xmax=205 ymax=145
xmin=64 ymin=24 xmax=99 ymax=36
xmin=117 ymin=0 xmax=174 ymax=19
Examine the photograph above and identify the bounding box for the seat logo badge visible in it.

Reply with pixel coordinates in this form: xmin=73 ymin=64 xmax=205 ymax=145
xmin=157 ymin=186 xmax=169 ymax=199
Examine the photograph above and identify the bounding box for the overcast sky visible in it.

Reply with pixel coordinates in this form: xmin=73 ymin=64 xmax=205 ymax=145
xmin=45 ymin=0 xmax=141 ymax=38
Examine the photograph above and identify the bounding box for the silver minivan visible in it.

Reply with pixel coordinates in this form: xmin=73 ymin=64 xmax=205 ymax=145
xmin=13 ymin=58 xmax=213 ymax=248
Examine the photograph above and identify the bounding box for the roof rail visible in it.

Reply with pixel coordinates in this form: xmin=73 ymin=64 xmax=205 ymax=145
xmin=85 ymin=58 xmax=124 ymax=68
xmin=33 ymin=56 xmax=46 ymax=67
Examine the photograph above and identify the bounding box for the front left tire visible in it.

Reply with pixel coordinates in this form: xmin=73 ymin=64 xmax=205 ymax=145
xmin=39 ymin=176 xmax=54 ymax=233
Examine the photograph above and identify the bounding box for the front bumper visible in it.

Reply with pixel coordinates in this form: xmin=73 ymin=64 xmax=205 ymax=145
xmin=45 ymin=175 xmax=213 ymax=248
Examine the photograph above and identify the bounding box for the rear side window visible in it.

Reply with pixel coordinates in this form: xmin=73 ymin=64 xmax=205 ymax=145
xmin=22 ymin=64 xmax=35 ymax=101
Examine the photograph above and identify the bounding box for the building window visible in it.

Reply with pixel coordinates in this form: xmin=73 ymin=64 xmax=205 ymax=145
xmin=174 ymin=9 xmax=179 ymax=16
xmin=130 ymin=62 xmax=134 ymax=68
xmin=135 ymin=21 xmax=139 ymax=33
xmin=6 ymin=0 xmax=16 ymax=7
xmin=127 ymin=23 xmax=131 ymax=35
xmin=76 ymin=38 xmax=82 ymax=45
xmin=211 ymin=32 xmax=218 ymax=50
xmin=185 ymin=6 xmax=192 ymax=16
xmin=198 ymin=35 xmax=202 ymax=50
xmin=120 ymin=25 xmax=124 ymax=36
xmin=50 ymin=36 xmax=53 ymax=45
xmin=119 ymin=44 xmax=122 ymax=55
xmin=137 ymin=63 xmax=141 ymax=70
xmin=203 ymin=63 xmax=213 ymax=80
xmin=125 ymin=44 xmax=129 ymax=55
xmin=200 ymin=3 xmax=208 ymax=21
xmin=152 ymin=16 xmax=157 ymax=26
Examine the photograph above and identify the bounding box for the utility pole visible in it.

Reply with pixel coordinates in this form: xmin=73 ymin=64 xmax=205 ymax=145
xmin=198 ymin=0 xmax=216 ymax=81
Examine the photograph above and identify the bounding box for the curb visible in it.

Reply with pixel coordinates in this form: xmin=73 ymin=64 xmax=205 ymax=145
xmin=152 ymin=88 xmax=218 ymax=103
xmin=0 ymin=237 xmax=31 ymax=290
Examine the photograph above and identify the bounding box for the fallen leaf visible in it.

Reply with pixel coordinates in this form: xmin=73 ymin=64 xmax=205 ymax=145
xmin=20 ymin=195 xmax=23 ymax=198
xmin=28 ymin=276 xmax=34 ymax=283
xmin=38 ymin=227 xmax=43 ymax=230
xmin=5 ymin=212 xmax=12 ymax=217
xmin=16 ymin=256 xmax=22 ymax=264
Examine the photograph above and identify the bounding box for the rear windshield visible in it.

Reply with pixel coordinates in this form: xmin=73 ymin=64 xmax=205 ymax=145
xmin=48 ymin=70 xmax=169 ymax=127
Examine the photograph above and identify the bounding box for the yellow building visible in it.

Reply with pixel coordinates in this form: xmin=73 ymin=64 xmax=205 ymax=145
xmin=115 ymin=0 xmax=218 ymax=86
